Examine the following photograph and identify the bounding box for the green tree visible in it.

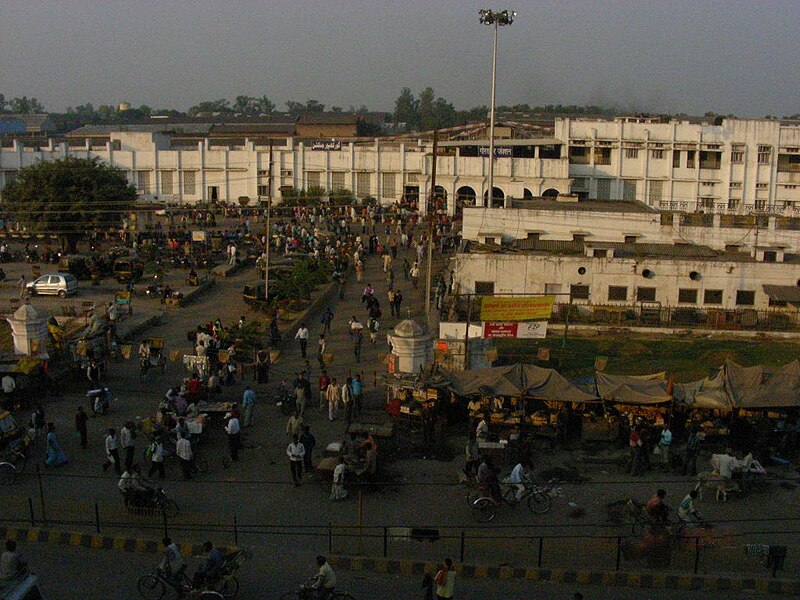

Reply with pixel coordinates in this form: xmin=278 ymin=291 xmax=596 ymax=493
xmin=418 ymin=87 xmax=436 ymax=130
xmin=9 ymin=96 xmax=45 ymax=114
xmin=2 ymin=157 xmax=136 ymax=252
xmin=257 ymin=96 xmax=275 ymax=116
xmin=0 ymin=94 xmax=6 ymax=113
xmin=394 ymin=87 xmax=419 ymax=130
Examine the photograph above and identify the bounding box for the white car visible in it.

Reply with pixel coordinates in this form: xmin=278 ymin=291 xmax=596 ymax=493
xmin=26 ymin=273 xmax=79 ymax=297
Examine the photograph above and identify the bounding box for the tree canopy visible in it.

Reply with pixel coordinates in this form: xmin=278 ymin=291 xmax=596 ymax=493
xmin=2 ymin=156 xmax=136 ymax=251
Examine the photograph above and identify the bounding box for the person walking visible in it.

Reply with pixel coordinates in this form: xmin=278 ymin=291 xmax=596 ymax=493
xmin=387 ymin=289 xmax=396 ymax=317
xmin=300 ymin=425 xmax=316 ymax=474
xmin=341 ymin=378 xmax=354 ymax=425
xmin=242 ymin=386 xmax=256 ymax=428
xmin=318 ymin=370 xmax=331 ymax=411
xmin=255 ymin=350 xmax=270 ymax=385
xmin=44 ymin=423 xmax=67 ymax=467
xmin=393 ymin=289 xmax=403 ymax=319
xmin=286 ymin=410 xmax=304 ymax=439
xmin=102 ymin=428 xmax=121 ymax=474
xmin=147 ymin=436 xmax=166 ymax=479
xmin=326 ymin=378 xmax=340 ymax=421
xmin=320 ymin=307 xmax=334 ymax=334
xmin=225 ymin=412 xmax=241 ymax=461
xmin=330 ymin=456 xmax=348 ymax=501
xmin=317 ymin=334 xmax=327 ymax=369
xmin=295 ymin=323 xmax=309 ymax=358
xmin=434 ymin=558 xmax=456 ymax=600
xmin=75 ymin=406 xmax=88 ymax=450
xmin=352 ymin=374 xmax=364 ymax=417
xmin=287 ymin=434 xmax=306 ymax=487
xmin=402 ymin=258 xmax=410 ymax=281
xmin=120 ymin=421 xmax=136 ymax=471
xmin=410 ymin=261 xmax=420 ymax=289
xmin=17 ymin=275 xmax=25 ymax=300
xmin=176 ymin=434 xmax=193 ymax=479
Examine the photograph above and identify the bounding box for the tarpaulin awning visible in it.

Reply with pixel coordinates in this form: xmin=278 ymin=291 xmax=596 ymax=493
xmin=674 ymin=370 xmax=733 ymax=410
xmin=723 ymin=359 xmax=800 ymax=409
xmin=595 ymin=372 xmax=672 ymax=405
xmin=445 ymin=364 xmax=599 ymax=403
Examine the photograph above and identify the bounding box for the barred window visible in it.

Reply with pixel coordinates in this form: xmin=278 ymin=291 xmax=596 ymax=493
xmin=160 ymin=171 xmax=173 ymax=195
xmin=182 ymin=171 xmax=196 ymax=195
xmin=382 ymin=172 xmax=396 ymax=199
xmin=608 ymin=286 xmax=628 ymax=301
xmin=331 ymin=172 xmax=345 ymax=190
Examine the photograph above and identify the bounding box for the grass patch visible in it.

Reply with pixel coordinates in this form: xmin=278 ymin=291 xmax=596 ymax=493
xmin=496 ymin=335 xmax=800 ymax=381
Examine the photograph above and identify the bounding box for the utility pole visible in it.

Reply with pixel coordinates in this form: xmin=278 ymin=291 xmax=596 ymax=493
xmin=425 ymin=131 xmax=438 ymax=326
xmin=264 ymin=139 xmax=273 ymax=300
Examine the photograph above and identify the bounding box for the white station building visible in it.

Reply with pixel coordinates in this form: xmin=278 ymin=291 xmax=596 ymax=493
xmin=2 ymin=116 xmax=797 ymax=217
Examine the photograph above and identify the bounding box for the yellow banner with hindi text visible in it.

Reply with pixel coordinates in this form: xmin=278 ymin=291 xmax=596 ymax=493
xmin=480 ymin=296 xmax=555 ymax=321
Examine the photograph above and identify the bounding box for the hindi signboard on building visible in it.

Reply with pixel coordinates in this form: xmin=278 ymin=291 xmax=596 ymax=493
xmin=311 ymin=140 xmax=342 ymax=151
xmin=480 ymin=296 xmax=555 ymax=321
xmin=478 ymin=147 xmax=513 ymax=158
xmin=482 ymin=321 xmax=548 ymax=339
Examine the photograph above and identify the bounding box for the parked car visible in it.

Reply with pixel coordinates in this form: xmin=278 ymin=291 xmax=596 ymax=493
xmin=25 ymin=273 xmax=78 ymax=297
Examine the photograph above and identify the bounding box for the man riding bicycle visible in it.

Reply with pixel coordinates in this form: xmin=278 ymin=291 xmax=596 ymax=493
xmin=118 ymin=463 xmax=155 ymax=507
xmin=677 ymin=490 xmax=704 ymax=525
xmin=476 ymin=456 xmax=502 ymax=503
xmin=311 ymin=555 xmax=336 ymax=600
xmin=645 ymin=488 xmax=670 ymax=527
xmin=193 ymin=541 xmax=224 ymax=587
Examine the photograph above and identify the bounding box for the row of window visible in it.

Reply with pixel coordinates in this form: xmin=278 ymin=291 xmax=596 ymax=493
xmin=585 ymin=285 xmax=754 ymax=306
xmin=571 ymin=147 xmax=777 ymax=168
xmin=473 ymin=282 xmax=757 ymax=306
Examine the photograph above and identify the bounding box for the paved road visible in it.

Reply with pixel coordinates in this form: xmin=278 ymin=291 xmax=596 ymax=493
xmin=19 ymin=542 xmax=741 ymax=600
xmin=1 ymin=221 xmax=799 ymax=579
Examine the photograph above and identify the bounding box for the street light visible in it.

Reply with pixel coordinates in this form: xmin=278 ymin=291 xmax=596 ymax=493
xmin=478 ymin=9 xmax=515 ymax=209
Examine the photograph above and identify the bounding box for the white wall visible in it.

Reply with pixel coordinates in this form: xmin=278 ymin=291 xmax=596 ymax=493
xmin=452 ymin=252 xmax=800 ymax=311
xmin=461 ymin=206 xmax=800 ymax=254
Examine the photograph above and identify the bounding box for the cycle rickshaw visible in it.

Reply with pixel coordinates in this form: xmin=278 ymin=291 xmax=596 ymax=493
xmin=0 ymin=411 xmax=30 ymax=485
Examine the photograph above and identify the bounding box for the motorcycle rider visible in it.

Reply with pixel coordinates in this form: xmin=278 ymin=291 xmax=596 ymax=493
xmin=118 ymin=463 xmax=155 ymax=507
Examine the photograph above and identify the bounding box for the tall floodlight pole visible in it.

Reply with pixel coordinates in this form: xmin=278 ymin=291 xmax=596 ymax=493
xmin=479 ymin=9 xmax=515 ymax=208
xmin=264 ymin=139 xmax=273 ymax=300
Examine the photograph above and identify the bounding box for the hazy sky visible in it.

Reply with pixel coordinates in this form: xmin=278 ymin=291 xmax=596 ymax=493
xmin=1 ymin=0 xmax=798 ymax=117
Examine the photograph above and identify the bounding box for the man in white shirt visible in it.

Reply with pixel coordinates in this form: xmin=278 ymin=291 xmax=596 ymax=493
xmin=120 ymin=422 xmax=136 ymax=471
xmin=1 ymin=375 xmax=15 ymax=395
xmin=102 ymin=428 xmax=121 ymax=474
xmin=312 ymin=555 xmax=337 ymax=598
xmin=176 ymin=435 xmax=193 ymax=479
xmin=287 ymin=434 xmax=306 ymax=486
xmin=508 ymin=459 xmax=531 ymax=501
xmin=225 ymin=413 xmax=241 ymax=461
xmin=475 ymin=415 xmax=490 ymax=441
xmin=295 ymin=324 xmax=309 ymax=358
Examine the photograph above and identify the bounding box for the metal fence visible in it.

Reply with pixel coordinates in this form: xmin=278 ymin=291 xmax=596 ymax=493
xmin=550 ymin=303 xmax=800 ymax=332
xmin=1 ymin=489 xmax=793 ymax=580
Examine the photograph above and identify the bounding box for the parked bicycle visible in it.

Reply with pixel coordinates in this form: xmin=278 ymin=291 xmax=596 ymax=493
xmin=465 ymin=479 xmax=553 ymax=523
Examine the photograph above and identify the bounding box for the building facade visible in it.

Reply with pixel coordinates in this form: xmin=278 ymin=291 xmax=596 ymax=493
xmin=452 ymin=240 xmax=800 ymax=314
xmin=0 ymin=132 xmax=571 ymax=213
xmin=555 ymin=117 xmax=800 ymax=214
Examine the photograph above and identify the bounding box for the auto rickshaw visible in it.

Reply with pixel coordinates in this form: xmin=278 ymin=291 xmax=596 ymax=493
xmin=57 ymin=255 xmax=92 ymax=280
xmin=113 ymin=257 xmax=144 ymax=283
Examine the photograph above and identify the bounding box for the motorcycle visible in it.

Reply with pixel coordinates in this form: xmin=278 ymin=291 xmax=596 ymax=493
xmin=123 ymin=486 xmax=179 ymax=517
xmin=87 ymin=387 xmax=112 ymax=415
xmin=275 ymin=380 xmax=295 ymax=415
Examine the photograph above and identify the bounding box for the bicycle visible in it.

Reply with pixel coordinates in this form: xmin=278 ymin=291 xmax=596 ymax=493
xmin=465 ymin=479 xmax=553 ymax=523
xmin=137 ymin=565 xmax=237 ymax=599
xmin=0 ymin=439 xmax=29 ymax=485
xmin=279 ymin=580 xmax=356 ymax=600
xmin=627 ymin=499 xmax=713 ymax=544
